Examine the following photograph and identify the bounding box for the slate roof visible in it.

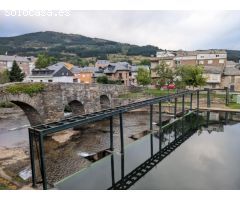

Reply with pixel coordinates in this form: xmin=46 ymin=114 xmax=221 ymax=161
xmin=95 ymin=60 xmax=110 ymax=65
xmin=104 ymin=62 xmax=130 ymax=74
xmin=0 ymin=55 xmax=36 ymax=62
xmin=71 ymin=66 xmax=99 ymax=74
xmin=204 ymin=66 xmax=224 ymax=74
xmin=224 ymin=64 xmax=240 ymax=76
xmin=31 ymin=62 xmax=74 ymax=76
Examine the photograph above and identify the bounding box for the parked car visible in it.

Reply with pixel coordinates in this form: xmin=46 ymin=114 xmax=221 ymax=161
xmin=162 ymin=84 xmax=176 ymax=89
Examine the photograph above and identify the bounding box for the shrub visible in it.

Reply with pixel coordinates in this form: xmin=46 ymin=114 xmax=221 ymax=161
xmin=5 ymin=83 xmax=45 ymax=97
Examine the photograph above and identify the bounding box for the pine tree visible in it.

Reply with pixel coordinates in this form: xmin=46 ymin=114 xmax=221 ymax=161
xmin=9 ymin=61 xmax=25 ymax=82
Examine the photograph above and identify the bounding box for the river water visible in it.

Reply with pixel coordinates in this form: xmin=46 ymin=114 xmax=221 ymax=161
xmin=0 ymin=114 xmax=29 ymax=148
xmin=1 ymin=110 xmax=240 ymax=189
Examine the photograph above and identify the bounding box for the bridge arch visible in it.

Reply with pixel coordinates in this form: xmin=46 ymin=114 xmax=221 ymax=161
xmin=100 ymin=95 xmax=111 ymax=110
xmin=10 ymin=101 xmax=43 ymax=126
xmin=67 ymin=100 xmax=85 ymax=115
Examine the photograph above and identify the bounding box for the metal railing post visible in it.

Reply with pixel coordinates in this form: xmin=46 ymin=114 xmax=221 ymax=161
xmin=182 ymin=94 xmax=185 ymax=115
xmin=119 ymin=113 xmax=124 ymax=154
xmin=159 ymin=101 xmax=162 ymax=155
xmin=110 ymin=116 xmax=114 ymax=151
xmin=207 ymin=88 xmax=211 ymax=108
xmin=225 ymin=87 xmax=229 ymax=106
xmin=174 ymin=98 xmax=177 ymax=118
xmin=29 ymin=129 xmax=36 ymax=187
xmin=197 ymin=90 xmax=199 ymax=109
xmin=150 ymin=104 xmax=153 ymax=156
xmin=39 ymin=134 xmax=47 ymax=190
xmin=190 ymin=93 xmax=193 ymax=111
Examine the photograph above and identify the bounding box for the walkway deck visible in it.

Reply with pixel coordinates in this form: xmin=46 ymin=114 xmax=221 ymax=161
xmin=199 ymin=107 xmax=240 ymax=113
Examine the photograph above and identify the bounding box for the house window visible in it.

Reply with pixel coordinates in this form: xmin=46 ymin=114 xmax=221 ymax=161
xmin=231 ymin=76 xmax=235 ymax=83
xmin=216 ymin=55 xmax=219 ymax=57
xmin=31 ymin=80 xmax=33 ymax=82
xmin=119 ymin=73 xmax=122 ymax=79
xmin=219 ymin=59 xmax=225 ymax=64
xmin=199 ymin=60 xmax=204 ymax=65
xmin=208 ymin=60 xmax=213 ymax=64
xmin=48 ymin=80 xmax=53 ymax=82
xmin=40 ymin=80 xmax=43 ymax=82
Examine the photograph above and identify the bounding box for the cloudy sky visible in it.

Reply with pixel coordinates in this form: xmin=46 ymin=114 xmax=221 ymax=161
xmin=1 ymin=10 xmax=240 ymax=50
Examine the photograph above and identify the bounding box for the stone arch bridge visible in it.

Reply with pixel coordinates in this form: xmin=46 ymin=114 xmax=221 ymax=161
xmin=0 ymin=83 xmax=128 ymax=126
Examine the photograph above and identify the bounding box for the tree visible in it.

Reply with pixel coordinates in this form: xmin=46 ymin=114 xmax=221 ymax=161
xmin=0 ymin=69 xmax=10 ymax=84
xmin=176 ymin=65 xmax=206 ymax=89
xmin=96 ymin=76 xmax=109 ymax=84
xmin=9 ymin=61 xmax=24 ymax=82
xmin=155 ymin=61 xmax=175 ymax=87
xmin=139 ymin=59 xmax=151 ymax=66
xmin=35 ymin=53 xmax=56 ymax=69
xmin=136 ymin=67 xmax=151 ymax=86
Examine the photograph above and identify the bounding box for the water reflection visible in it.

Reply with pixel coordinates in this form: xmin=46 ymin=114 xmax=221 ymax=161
xmin=55 ymin=111 xmax=240 ymax=190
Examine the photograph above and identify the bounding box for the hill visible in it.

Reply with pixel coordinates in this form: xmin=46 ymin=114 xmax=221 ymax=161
xmin=0 ymin=31 xmax=160 ymax=61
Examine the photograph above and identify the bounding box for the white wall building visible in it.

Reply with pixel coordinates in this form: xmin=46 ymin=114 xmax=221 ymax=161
xmin=26 ymin=62 xmax=74 ymax=83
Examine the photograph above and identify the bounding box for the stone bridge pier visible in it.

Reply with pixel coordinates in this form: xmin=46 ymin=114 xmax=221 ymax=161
xmin=0 ymin=83 xmax=128 ymax=126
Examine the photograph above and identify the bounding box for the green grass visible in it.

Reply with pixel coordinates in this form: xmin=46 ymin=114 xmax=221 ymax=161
xmin=119 ymin=88 xmax=177 ymax=99
xmin=227 ymin=103 xmax=240 ymax=109
xmin=144 ymin=88 xmax=176 ymax=97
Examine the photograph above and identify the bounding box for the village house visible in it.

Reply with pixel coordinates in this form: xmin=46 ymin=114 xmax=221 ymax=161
xmin=26 ymin=62 xmax=74 ymax=83
xmin=221 ymin=62 xmax=240 ymax=91
xmin=129 ymin=65 xmax=150 ymax=86
xmin=150 ymin=57 xmax=175 ymax=84
xmin=174 ymin=50 xmax=227 ymax=67
xmin=0 ymin=55 xmax=36 ymax=76
xmin=71 ymin=66 xmax=99 ymax=83
xmin=104 ymin=62 xmax=130 ymax=86
xmin=95 ymin=60 xmax=110 ymax=69
xmin=203 ymin=66 xmax=224 ymax=89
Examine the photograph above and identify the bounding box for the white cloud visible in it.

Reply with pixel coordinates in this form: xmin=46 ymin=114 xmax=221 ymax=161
xmin=1 ymin=10 xmax=240 ymax=50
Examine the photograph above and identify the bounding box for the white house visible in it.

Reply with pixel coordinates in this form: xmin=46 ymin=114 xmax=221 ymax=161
xmin=26 ymin=62 xmax=74 ymax=83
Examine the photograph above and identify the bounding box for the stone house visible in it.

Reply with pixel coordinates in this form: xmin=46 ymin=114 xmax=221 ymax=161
xmin=95 ymin=60 xmax=110 ymax=69
xmin=0 ymin=55 xmax=36 ymax=76
xmin=221 ymin=64 xmax=240 ymax=91
xmin=150 ymin=56 xmax=175 ymax=84
xmin=174 ymin=50 xmax=227 ymax=67
xmin=104 ymin=62 xmax=130 ymax=86
xmin=203 ymin=66 xmax=223 ymax=89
